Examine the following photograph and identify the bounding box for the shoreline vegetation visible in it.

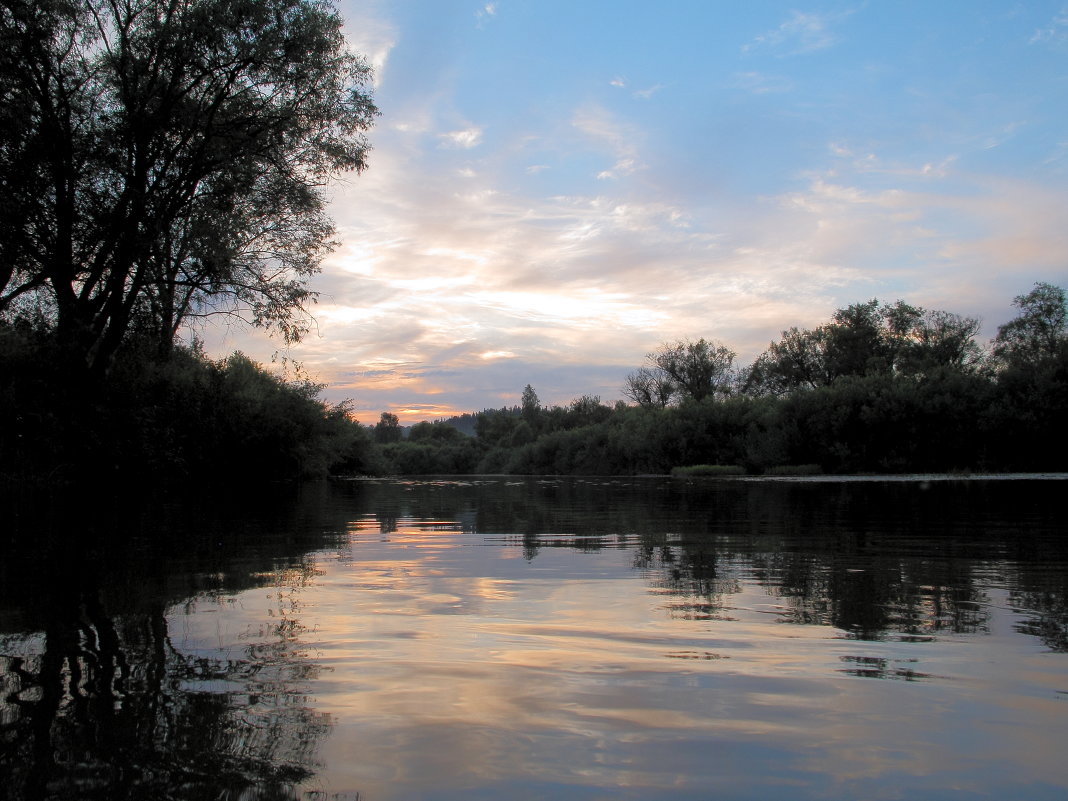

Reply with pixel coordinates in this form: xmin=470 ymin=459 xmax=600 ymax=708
xmin=1 ymin=3 xmax=1064 ymax=489
xmin=3 ymin=283 xmax=1066 ymax=487
xmin=350 ymin=283 xmax=1068 ymax=480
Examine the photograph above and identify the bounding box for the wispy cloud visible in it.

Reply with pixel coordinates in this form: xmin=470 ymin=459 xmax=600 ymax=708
xmin=210 ymin=145 xmax=1068 ymax=419
xmin=743 ymin=10 xmax=842 ymax=56
xmin=827 ymin=142 xmax=958 ymax=179
xmin=1030 ymin=7 xmax=1068 ymax=46
xmin=572 ymin=104 xmax=643 ymax=179
xmin=203 ymin=2 xmax=1068 ymax=422
xmin=475 ymin=2 xmax=497 ymax=28
xmin=732 ymin=71 xmax=794 ymax=94
xmin=340 ymin=4 xmax=397 ymax=88
xmin=632 ymin=83 xmax=665 ymax=99
xmin=439 ymin=127 xmax=484 ymax=149
xmin=1044 ymin=141 xmax=1068 ymax=171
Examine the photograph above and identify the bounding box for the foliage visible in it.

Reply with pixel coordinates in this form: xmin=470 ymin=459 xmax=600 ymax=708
xmin=374 ymin=412 xmax=403 ymax=444
xmin=992 ymin=282 xmax=1067 ymax=368
xmin=621 ymin=365 xmax=675 ymax=408
xmin=0 ymin=0 xmax=377 ymax=373
xmin=361 ymin=285 xmax=1064 ymax=478
xmin=521 ymin=384 xmax=541 ymax=427
xmin=409 ymin=420 xmax=467 ymax=443
xmin=625 ymin=338 xmax=736 ymax=406
xmin=377 ymin=438 xmax=483 ymax=475
xmin=0 ymin=325 xmax=372 ymax=483
xmin=764 ymin=464 xmax=823 ymax=476
xmin=744 ymin=299 xmax=983 ymax=396
xmin=671 ymin=465 xmax=746 ymax=476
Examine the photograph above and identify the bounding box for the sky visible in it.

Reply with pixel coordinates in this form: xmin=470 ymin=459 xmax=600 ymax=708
xmin=202 ymin=0 xmax=1068 ymax=423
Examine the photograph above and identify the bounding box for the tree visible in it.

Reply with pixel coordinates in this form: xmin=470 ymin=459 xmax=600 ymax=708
xmin=823 ymin=300 xmax=888 ymax=379
xmin=744 ymin=326 xmax=831 ymax=396
xmin=374 ymin=412 xmax=402 ymax=444
xmin=646 ymin=338 xmax=736 ymax=404
xmin=992 ymin=282 xmax=1067 ymax=367
xmin=898 ymin=308 xmax=983 ymax=374
xmin=623 ymin=365 xmax=675 ymax=408
xmin=408 ymin=420 xmax=464 ymax=443
xmin=745 ymin=299 xmax=983 ymax=396
xmin=566 ymin=394 xmax=611 ymax=428
xmin=624 ymin=339 xmax=736 ymax=406
xmin=0 ymin=0 xmax=377 ymax=372
xmin=521 ymin=384 xmax=541 ymax=426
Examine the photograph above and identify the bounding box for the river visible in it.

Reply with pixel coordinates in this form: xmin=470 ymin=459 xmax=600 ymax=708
xmin=1 ymin=475 xmax=1066 ymax=800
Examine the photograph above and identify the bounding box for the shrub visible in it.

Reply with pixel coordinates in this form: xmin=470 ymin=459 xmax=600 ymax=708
xmin=764 ymin=464 xmax=823 ymax=476
xmin=670 ymin=464 xmax=746 ymax=477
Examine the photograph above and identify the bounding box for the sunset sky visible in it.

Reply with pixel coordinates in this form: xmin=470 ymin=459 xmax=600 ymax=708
xmin=202 ymin=0 xmax=1068 ymax=422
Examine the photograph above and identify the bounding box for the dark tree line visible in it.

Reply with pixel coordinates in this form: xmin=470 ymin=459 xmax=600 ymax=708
xmin=0 ymin=0 xmax=379 ymax=484
xmin=368 ymin=283 xmax=1068 ymax=476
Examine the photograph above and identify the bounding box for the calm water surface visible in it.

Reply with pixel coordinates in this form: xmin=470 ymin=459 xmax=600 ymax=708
xmin=2 ymin=476 xmax=1067 ymax=800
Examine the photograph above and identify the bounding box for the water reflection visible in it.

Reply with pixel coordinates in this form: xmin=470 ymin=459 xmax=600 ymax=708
xmin=2 ymin=476 xmax=1067 ymax=800
xmin=0 ymin=484 xmax=349 ymax=800
xmin=343 ymin=476 xmax=1068 ymax=650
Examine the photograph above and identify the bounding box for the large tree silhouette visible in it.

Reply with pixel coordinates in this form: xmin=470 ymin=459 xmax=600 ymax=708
xmin=0 ymin=0 xmax=377 ymax=371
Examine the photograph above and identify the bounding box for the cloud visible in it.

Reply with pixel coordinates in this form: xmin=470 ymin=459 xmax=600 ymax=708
xmin=475 ymin=3 xmax=497 ymax=27
xmin=732 ymin=71 xmax=794 ymax=94
xmin=340 ymin=2 xmax=397 ymax=88
xmin=744 ymin=10 xmax=842 ymax=56
xmin=203 ymin=122 xmax=1068 ymax=420
xmin=633 ymin=83 xmax=665 ymax=100
xmin=597 ymin=160 xmax=637 ymax=180
xmin=199 ymin=6 xmax=1068 ymax=423
xmin=572 ymin=104 xmax=644 ymax=179
xmin=1044 ymin=141 xmax=1068 ymax=170
xmin=439 ymin=127 xmax=484 ymax=149
xmin=1030 ymin=7 xmax=1068 ymax=46
xmin=609 ymin=76 xmax=663 ymax=99
xmin=826 ymin=142 xmax=959 ymax=179
xmin=979 ymin=121 xmax=1026 ymax=151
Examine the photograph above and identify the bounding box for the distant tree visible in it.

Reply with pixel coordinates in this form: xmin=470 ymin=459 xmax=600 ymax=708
xmin=474 ymin=406 xmax=522 ymax=446
xmin=437 ymin=412 xmax=478 ymax=437
xmin=374 ymin=412 xmax=403 ymax=444
xmin=744 ymin=326 xmax=832 ymax=396
xmin=745 ymin=299 xmax=983 ymax=396
xmin=822 ymin=300 xmax=888 ymax=379
xmin=521 ymin=384 xmax=541 ymax=422
xmin=565 ymin=395 xmax=612 ymax=428
xmin=899 ymin=309 xmax=983 ymax=374
xmin=992 ymin=282 xmax=1067 ymax=367
xmin=648 ymin=338 xmax=736 ymax=403
xmin=623 ymin=365 xmax=676 ymax=408
xmin=0 ymin=0 xmax=377 ymax=371
xmin=408 ymin=420 xmax=464 ymax=443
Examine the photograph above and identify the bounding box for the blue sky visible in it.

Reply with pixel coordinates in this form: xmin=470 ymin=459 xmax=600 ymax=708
xmin=203 ymin=0 xmax=1068 ymax=422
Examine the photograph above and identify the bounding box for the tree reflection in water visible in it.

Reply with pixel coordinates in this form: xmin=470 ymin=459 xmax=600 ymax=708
xmin=0 ymin=484 xmax=346 ymax=801
xmin=3 ymin=475 xmax=1066 ymax=800
xmin=345 ymin=476 xmax=1068 ymax=652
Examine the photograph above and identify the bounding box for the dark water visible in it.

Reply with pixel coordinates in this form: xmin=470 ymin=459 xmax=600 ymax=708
xmin=2 ymin=475 xmax=1066 ymax=800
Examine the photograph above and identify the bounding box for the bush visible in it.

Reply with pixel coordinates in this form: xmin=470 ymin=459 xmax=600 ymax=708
xmin=0 ymin=327 xmax=370 ymax=484
xmin=670 ymin=464 xmax=746 ymax=477
xmin=764 ymin=464 xmax=823 ymax=476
